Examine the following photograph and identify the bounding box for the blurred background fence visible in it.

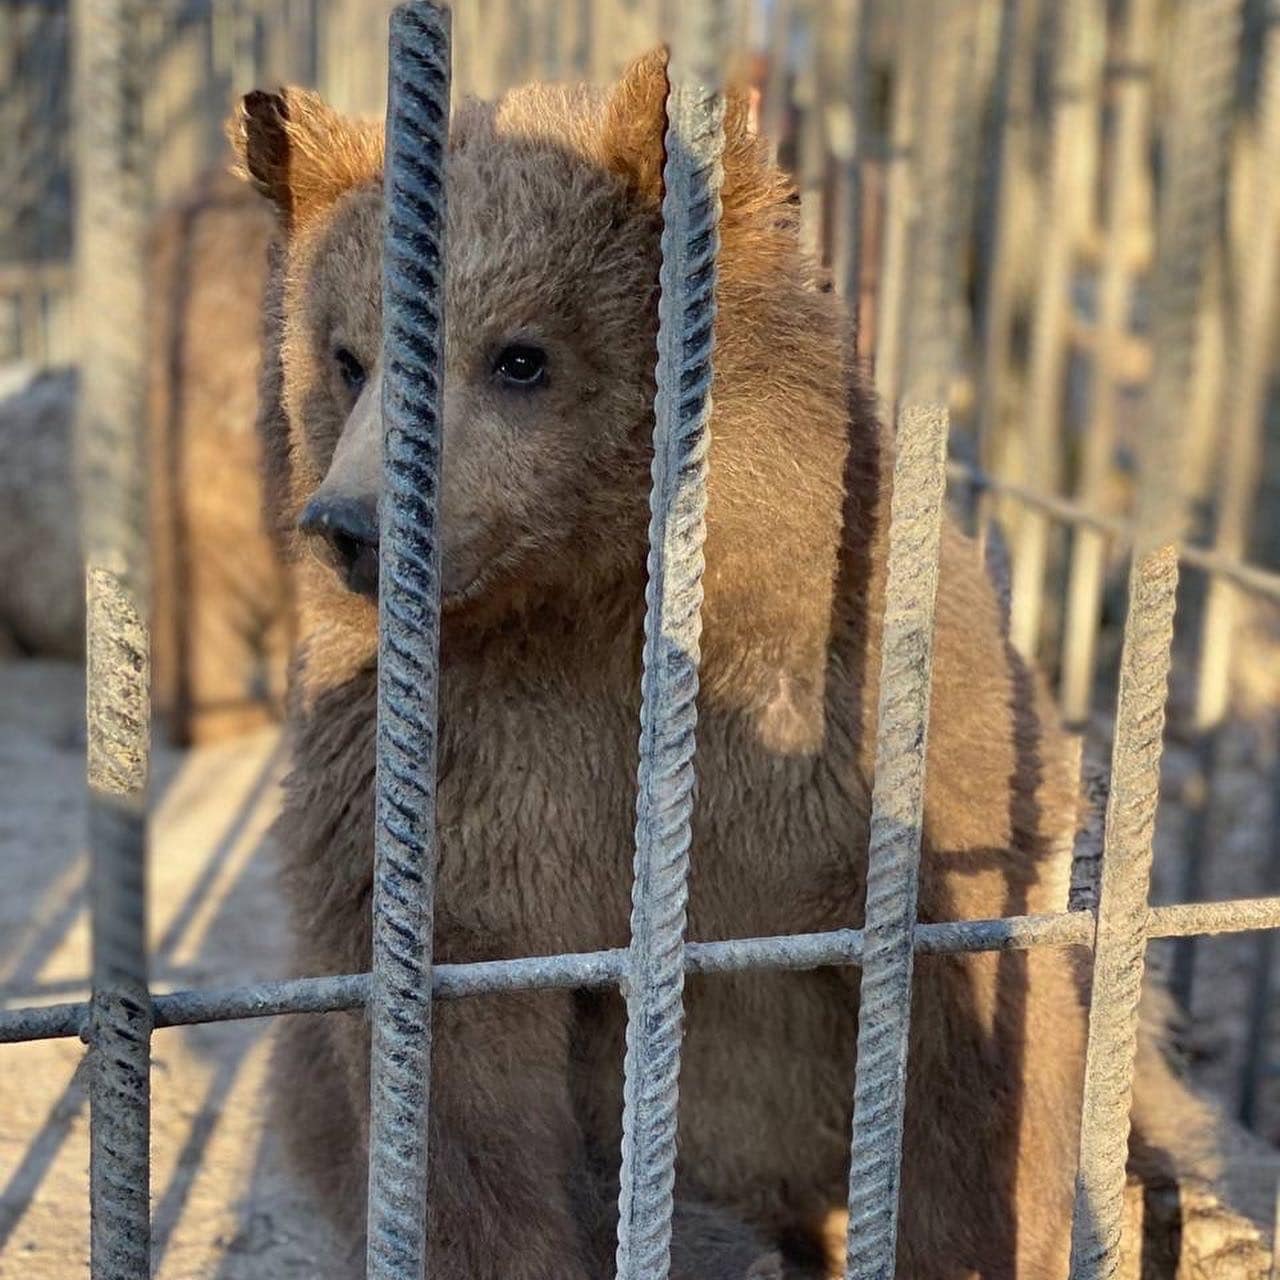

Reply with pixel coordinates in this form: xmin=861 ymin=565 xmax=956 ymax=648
xmin=2 ymin=0 xmax=1278 ymax=1144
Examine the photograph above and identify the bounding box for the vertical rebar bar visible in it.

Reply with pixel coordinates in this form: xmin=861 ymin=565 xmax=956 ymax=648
xmin=613 ymin=4 xmax=726 ymax=1277
xmin=1068 ymin=3 xmax=1242 ymax=1273
xmin=1059 ymin=0 xmax=1158 ymax=727
xmin=844 ymin=3 xmax=964 ymax=1272
xmin=841 ymin=399 xmax=950 ymax=1280
xmin=366 ymin=6 xmax=450 ymax=1278
xmin=1068 ymin=543 xmax=1180 ymax=1279
xmin=76 ymin=0 xmax=153 ymax=1275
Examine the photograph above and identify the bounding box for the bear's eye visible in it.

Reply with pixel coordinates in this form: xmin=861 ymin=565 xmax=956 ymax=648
xmin=494 ymin=343 xmax=548 ymax=388
xmin=333 ymin=346 xmax=367 ymax=395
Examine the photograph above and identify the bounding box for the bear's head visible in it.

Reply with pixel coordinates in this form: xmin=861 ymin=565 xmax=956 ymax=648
xmin=231 ymin=48 xmax=844 ymax=674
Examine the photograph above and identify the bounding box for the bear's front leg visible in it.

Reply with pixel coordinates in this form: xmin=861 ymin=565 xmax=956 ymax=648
xmin=425 ymin=989 xmax=596 ymax=1279
xmin=425 ymin=990 xmax=782 ymax=1279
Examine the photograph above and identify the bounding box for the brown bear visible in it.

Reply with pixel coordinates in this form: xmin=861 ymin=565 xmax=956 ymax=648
xmin=148 ymin=168 xmax=295 ymax=745
xmin=0 ymin=171 xmax=292 ymax=743
xmin=230 ymin=51 xmax=1242 ymax=1280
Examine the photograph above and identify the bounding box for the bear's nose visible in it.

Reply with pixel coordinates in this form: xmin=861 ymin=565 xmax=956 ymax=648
xmin=298 ymin=496 xmax=379 ymax=599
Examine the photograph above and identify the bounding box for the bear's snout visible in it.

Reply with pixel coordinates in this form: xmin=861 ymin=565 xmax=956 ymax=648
xmin=299 ymin=495 xmax=379 ymax=599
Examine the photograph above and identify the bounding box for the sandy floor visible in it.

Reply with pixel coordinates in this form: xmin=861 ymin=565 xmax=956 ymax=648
xmin=2 ymin=658 xmax=1277 ymax=1276
xmin=0 ymin=660 xmax=339 ymax=1278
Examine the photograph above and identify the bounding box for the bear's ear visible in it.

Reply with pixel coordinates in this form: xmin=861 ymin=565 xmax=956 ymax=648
xmin=227 ymin=88 xmax=382 ymax=232
xmin=602 ymin=46 xmax=768 ymax=210
xmin=601 ymin=47 xmax=670 ymax=203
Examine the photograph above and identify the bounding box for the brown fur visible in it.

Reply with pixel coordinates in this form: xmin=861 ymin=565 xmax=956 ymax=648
xmin=232 ymin=52 xmax=1219 ymax=1279
xmin=147 ymin=169 xmax=294 ymax=744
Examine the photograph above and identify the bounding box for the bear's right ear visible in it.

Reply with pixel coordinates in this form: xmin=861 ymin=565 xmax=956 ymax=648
xmin=601 ymin=47 xmax=670 ymax=204
xmin=602 ymin=46 xmax=784 ymax=223
xmin=228 ymin=88 xmax=382 ymax=232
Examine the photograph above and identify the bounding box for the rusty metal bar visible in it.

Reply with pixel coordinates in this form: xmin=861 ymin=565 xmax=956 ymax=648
xmin=1059 ymin=0 xmax=1158 ymax=725
xmin=613 ymin=4 xmax=726 ymax=1277
xmin=6 ymin=897 xmax=1280 ymax=1046
xmin=75 ymin=0 xmax=154 ymax=1275
xmin=1069 ymin=1 xmax=1243 ymax=1270
xmin=365 ymin=6 xmax=450 ymax=1278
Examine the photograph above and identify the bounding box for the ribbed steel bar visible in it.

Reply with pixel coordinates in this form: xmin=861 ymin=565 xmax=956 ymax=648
xmin=75 ymin=0 xmax=153 ymax=1275
xmin=1069 ymin=544 xmax=1180 ymax=1277
xmin=843 ymin=401 xmax=951 ymax=1280
xmin=613 ymin=5 xmax=726 ymax=1276
xmin=845 ymin=2 xmax=966 ymax=1266
xmin=1059 ymin=0 xmax=1158 ymax=725
xmin=1069 ymin=4 xmax=1242 ymax=1271
xmin=366 ymin=6 xmax=450 ymax=1278
xmin=6 ymin=896 xmax=1280 ymax=1046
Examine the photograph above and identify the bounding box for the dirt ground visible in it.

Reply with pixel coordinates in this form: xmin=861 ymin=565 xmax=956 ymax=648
xmin=2 ymin=657 xmax=1278 ymax=1277
xmin=0 ymin=660 xmax=343 ymax=1278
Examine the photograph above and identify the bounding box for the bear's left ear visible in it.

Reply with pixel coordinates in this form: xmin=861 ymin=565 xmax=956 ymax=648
xmin=227 ymin=87 xmax=381 ymax=232
xmin=602 ymin=46 xmax=769 ymax=210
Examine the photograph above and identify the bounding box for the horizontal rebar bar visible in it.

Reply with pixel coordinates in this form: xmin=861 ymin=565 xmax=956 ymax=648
xmin=5 ymin=898 xmax=1278 ymax=1046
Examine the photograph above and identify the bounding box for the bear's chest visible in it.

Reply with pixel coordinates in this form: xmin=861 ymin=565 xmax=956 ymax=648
xmin=431 ymin=676 xmax=641 ymax=957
